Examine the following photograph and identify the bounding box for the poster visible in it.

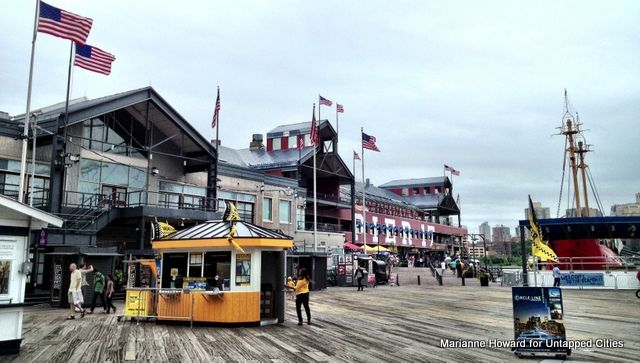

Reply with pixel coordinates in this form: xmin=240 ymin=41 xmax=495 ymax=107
xmin=338 ymin=264 xmax=346 ymax=275
xmin=52 ymin=263 xmax=62 ymax=301
xmin=0 ymin=260 xmax=11 ymax=295
xmin=345 ymin=264 xmax=353 ymax=284
xmin=235 ymin=253 xmax=251 ymax=286
xmin=512 ymin=287 xmax=568 ymax=354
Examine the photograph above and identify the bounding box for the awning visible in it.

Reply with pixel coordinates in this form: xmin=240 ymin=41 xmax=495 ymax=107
xmin=344 ymin=242 xmax=362 ymax=251
xmin=364 ymin=245 xmax=391 ymax=253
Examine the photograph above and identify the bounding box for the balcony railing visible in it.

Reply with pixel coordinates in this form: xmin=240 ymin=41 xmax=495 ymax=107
xmin=62 ymin=190 xmax=218 ymax=212
xmin=298 ymin=221 xmax=343 ymax=234
xmin=306 ymin=191 xmax=351 ymax=204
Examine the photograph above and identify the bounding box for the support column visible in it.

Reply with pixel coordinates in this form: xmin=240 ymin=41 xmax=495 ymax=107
xmin=137 ymin=217 xmax=146 ymax=251
xmin=350 ymin=181 xmax=356 ymax=243
xmin=520 ymin=225 xmax=528 ymax=286
xmin=48 ymin=115 xmax=66 ymax=214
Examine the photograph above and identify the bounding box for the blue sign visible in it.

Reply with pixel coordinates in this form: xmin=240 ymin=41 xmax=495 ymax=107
xmin=560 ymin=273 xmax=604 ymax=287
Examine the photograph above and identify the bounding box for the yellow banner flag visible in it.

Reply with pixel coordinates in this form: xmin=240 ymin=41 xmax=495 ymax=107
xmin=528 ymin=196 xmax=558 ymax=262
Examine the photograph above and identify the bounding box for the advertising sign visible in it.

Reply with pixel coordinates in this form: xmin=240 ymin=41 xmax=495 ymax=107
xmin=124 ymin=290 xmax=153 ymax=317
xmin=337 ymin=264 xmax=346 ymax=275
xmin=235 ymin=253 xmax=251 ymax=286
xmin=512 ymin=287 xmax=569 ymax=356
xmin=560 ymin=273 xmax=604 ymax=287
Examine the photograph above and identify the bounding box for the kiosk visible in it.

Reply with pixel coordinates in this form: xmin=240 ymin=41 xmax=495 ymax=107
xmin=0 ymin=195 xmax=63 ymax=355
xmin=152 ymin=219 xmax=292 ymax=326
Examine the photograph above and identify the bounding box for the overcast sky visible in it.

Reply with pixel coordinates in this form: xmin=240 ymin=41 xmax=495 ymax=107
xmin=2 ymin=1 xmax=639 ymax=233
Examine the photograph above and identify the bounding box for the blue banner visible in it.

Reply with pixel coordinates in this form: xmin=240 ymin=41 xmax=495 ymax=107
xmin=560 ymin=273 xmax=604 ymax=287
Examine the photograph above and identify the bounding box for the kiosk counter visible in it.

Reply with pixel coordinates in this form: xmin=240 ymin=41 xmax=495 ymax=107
xmin=151 ymin=220 xmax=292 ymax=325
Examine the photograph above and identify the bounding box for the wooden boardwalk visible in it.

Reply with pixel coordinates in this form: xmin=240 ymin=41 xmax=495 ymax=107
xmin=6 ymin=272 xmax=639 ymax=362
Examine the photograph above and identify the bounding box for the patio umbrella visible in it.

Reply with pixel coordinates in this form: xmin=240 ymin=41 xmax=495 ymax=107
xmin=364 ymin=245 xmax=391 ymax=253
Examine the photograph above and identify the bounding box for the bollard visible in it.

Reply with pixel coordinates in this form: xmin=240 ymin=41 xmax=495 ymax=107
xmin=461 ymin=276 xmax=465 ymax=286
xmin=417 ymin=275 xmax=421 ymax=285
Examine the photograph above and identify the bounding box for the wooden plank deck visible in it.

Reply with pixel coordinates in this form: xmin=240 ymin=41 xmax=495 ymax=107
xmin=6 ymin=272 xmax=639 ymax=362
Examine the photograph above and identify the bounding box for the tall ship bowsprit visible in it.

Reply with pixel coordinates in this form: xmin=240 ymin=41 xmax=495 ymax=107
xmin=519 ymin=91 xmax=639 ymax=272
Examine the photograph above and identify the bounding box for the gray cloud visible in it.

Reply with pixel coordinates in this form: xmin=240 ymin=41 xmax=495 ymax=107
xmin=2 ymin=0 xmax=638 ymax=233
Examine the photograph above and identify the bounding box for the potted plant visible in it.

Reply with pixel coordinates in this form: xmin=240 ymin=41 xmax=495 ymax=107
xmin=113 ymin=269 xmax=124 ymax=291
xmin=479 ymin=270 xmax=490 ymax=286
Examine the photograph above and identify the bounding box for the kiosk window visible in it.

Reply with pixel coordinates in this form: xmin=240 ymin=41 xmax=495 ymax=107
xmin=203 ymin=252 xmax=231 ymax=290
xmin=188 ymin=252 xmax=203 ymax=277
xmin=235 ymin=253 xmax=251 ymax=286
xmin=162 ymin=253 xmax=188 ymax=288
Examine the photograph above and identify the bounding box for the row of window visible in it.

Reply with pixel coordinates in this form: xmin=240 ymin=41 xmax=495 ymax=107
xmin=401 ymin=186 xmax=442 ymax=196
xmin=262 ymin=198 xmax=292 ymax=224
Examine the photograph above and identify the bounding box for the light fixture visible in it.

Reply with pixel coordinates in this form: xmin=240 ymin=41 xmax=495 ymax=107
xmin=151 ymin=167 xmax=159 ymax=175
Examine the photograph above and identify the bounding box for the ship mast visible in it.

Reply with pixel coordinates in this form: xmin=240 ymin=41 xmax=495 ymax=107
xmin=561 ymin=90 xmax=591 ymax=217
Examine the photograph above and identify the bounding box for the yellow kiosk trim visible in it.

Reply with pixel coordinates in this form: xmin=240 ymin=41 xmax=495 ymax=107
xmin=152 ymin=237 xmax=293 ymax=250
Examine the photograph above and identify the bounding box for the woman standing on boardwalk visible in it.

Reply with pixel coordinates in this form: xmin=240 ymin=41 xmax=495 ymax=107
xmin=105 ymin=274 xmax=117 ymax=314
xmin=285 ymin=268 xmax=311 ymax=325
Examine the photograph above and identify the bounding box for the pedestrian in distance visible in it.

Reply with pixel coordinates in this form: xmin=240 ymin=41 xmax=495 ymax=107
xmin=67 ymin=263 xmax=85 ymax=320
xmin=285 ymin=268 xmax=311 ymax=326
xmin=552 ymin=264 xmax=561 ymax=287
xmin=355 ymin=266 xmax=365 ymax=291
xmin=440 ymin=260 xmax=446 ymax=277
xmin=89 ymin=270 xmax=107 ymax=313
xmin=105 ymin=274 xmax=117 ymax=314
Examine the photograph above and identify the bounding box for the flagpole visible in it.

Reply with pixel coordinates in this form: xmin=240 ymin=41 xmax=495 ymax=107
xmin=214 ymin=86 xmax=220 ymax=204
xmin=19 ymin=0 xmax=41 ymax=203
xmin=336 ymin=105 xmax=339 ymax=137
xmin=313 ymin=104 xmax=318 ymax=252
xmin=361 ymin=127 xmax=366 ymax=251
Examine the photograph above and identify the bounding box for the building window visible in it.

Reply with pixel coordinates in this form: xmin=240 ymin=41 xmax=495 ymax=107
xmin=272 ymin=138 xmax=281 ymax=150
xmin=412 ymin=187 xmax=420 ymax=195
xmin=304 ymin=134 xmax=311 ymax=146
xmin=279 ymin=200 xmax=291 ymax=223
xmin=402 ymin=188 xmax=409 ymax=196
xmin=323 ymin=140 xmax=333 ymax=153
xmin=263 ymin=197 xmax=273 ymax=221
xmin=296 ymin=206 xmax=305 ymax=230
xmin=288 ymin=136 xmax=297 ymax=149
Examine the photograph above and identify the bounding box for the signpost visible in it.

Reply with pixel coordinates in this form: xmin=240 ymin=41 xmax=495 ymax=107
xmin=512 ymin=287 xmax=570 ymax=358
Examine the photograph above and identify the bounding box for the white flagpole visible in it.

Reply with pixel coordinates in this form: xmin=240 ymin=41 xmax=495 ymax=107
xmin=19 ymin=0 xmax=41 ymax=203
xmin=313 ymin=104 xmax=318 ymax=252
xmin=361 ymin=127 xmax=366 ymax=251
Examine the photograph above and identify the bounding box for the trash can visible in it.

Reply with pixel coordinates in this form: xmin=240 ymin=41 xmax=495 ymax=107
xmin=480 ymin=275 xmax=489 ymax=286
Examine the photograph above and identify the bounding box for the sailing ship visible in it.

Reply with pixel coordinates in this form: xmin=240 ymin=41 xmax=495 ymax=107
xmin=544 ymin=91 xmax=622 ymax=270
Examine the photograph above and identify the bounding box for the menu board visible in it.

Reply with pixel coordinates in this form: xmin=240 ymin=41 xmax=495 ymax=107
xmin=0 ymin=239 xmax=17 ymax=296
xmin=235 ymin=253 xmax=251 ymax=286
xmin=51 ymin=263 xmax=62 ymax=301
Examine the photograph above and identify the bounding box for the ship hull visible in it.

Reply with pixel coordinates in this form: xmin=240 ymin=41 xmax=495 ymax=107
xmin=550 ymin=238 xmax=622 ymax=270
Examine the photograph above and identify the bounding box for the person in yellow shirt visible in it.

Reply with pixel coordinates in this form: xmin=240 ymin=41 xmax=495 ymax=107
xmin=67 ymin=263 xmax=85 ymax=320
xmin=284 ymin=268 xmax=311 ymax=325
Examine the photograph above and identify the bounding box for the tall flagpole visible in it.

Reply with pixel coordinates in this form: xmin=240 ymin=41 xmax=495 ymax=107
xmin=213 ymin=86 xmax=220 ymax=203
xmin=19 ymin=0 xmax=41 ymax=203
xmin=361 ymin=127 xmax=366 ymax=251
xmin=313 ymin=104 xmax=318 ymax=252
xmin=336 ymin=105 xmax=339 ymax=137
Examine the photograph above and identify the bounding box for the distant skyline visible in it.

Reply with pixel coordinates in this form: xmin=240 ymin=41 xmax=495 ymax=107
xmin=2 ymin=1 xmax=639 ymax=231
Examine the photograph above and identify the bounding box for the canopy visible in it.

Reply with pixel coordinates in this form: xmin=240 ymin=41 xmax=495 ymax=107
xmin=344 ymin=242 xmax=362 ymax=251
xmin=364 ymin=245 xmax=391 ymax=253
xmin=152 ymin=220 xmax=293 ymax=250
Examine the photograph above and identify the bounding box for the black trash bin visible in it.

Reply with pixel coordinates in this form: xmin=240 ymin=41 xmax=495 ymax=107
xmin=480 ymin=275 xmax=489 ymax=286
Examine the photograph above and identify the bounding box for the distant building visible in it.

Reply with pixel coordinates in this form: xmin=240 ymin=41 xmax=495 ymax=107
xmin=565 ymin=208 xmax=603 ymax=218
xmin=492 ymin=224 xmax=512 ymax=256
xmin=610 ymin=193 xmax=640 ymax=216
xmin=525 ymin=201 xmax=550 ymax=219
xmin=479 ymin=221 xmax=491 ymax=241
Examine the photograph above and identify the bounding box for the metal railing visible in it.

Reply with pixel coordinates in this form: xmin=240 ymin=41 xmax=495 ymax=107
xmin=298 ymin=221 xmax=343 ymax=233
xmin=62 ymin=190 xmax=217 ymax=212
xmin=532 ymin=255 xmax=637 ymax=272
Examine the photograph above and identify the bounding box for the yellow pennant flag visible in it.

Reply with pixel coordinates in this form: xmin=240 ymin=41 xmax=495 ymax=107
xmin=528 ymin=196 xmax=558 ymax=262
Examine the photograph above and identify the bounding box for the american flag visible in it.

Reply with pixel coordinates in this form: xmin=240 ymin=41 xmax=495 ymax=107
xmin=353 ymin=150 xmax=361 ymax=160
xmin=37 ymin=1 xmax=93 ymax=44
xmin=310 ymin=110 xmax=319 ymax=145
xmin=319 ymin=95 xmax=332 ymax=107
xmin=362 ymin=132 xmax=380 ymax=152
xmin=74 ymin=43 xmax=116 ymax=75
xmin=444 ymin=164 xmax=460 ymax=176
xmin=336 ymin=104 xmax=344 ymax=113
xmin=211 ymin=88 xmax=221 ymax=128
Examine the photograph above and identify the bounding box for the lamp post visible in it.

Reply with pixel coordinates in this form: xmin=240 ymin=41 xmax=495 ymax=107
xmin=466 ymin=233 xmax=488 ymax=272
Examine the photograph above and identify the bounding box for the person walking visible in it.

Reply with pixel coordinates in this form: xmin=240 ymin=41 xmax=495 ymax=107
xmin=552 ymin=264 xmax=562 ymax=287
xmin=89 ymin=270 xmax=106 ymax=314
xmin=67 ymin=263 xmax=85 ymax=320
xmin=285 ymin=268 xmax=311 ymax=325
xmin=105 ymin=274 xmax=117 ymax=314
xmin=354 ymin=266 xmax=364 ymax=291
xmin=440 ymin=260 xmax=446 ymax=277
